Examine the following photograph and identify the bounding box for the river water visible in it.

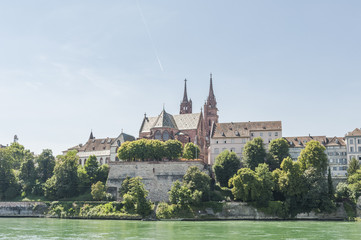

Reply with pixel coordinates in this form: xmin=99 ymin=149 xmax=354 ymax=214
xmin=1 ymin=218 xmax=361 ymax=239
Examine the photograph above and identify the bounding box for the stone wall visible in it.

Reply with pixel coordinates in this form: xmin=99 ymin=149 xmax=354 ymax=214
xmin=106 ymin=161 xmax=207 ymax=202
xmin=0 ymin=202 xmax=47 ymax=217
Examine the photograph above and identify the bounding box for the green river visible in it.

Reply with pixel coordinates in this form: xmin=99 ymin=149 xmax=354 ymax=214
xmin=1 ymin=218 xmax=361 ymax=239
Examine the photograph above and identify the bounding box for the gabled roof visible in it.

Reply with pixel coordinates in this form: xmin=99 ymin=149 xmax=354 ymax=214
xmin=212 ymin=121 xmax=282 ymax=138
xmin=78 ymin=137 xmax=116 ymax=152
xmin=346 ymin=128 xmax=361 ymax=137
xmin=153 ymin=110 xmax=178 ymax=129
xmin=173 ymin=113 xmax=201 ymax=130
xmin=139 ymin=111 xmax=202 ymax=133
xmin=284 ymin=136 xmax=346 ymax=148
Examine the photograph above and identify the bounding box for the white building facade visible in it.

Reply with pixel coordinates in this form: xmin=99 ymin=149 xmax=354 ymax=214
xmin=208 ymin=121 xmax=282 ymax=165
xmin=284 ymin=136 xmax=347 ymax=177
xmin=64 ymin=131 xmax=135 ymax=166
xmin=345 ymin=128 xmax=361 ymax=163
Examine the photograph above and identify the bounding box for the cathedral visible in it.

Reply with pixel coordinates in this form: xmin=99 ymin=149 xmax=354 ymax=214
xmin=139 ymin=74 xmax=219 ymax=162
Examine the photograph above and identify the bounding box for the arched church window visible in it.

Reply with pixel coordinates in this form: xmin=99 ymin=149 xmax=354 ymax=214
xmin=163 ymin=131 xmax=169 ymax=141
xmin=117 ymin=140 xmax=121 ymax=146
xmin=155 ymin=130 xmax=162 ymax=140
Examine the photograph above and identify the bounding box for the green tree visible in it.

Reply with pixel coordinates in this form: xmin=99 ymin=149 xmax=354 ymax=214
xmin=96 ymin=164 xmax=109 ymax=183
xmin=19 ymin=159 xmax=37 ymax=195
xmin=36 ymin=149 xmax=55 ymax=183
xmin=7 ymin=142 xmax=33 ymax=169
xmin=348 ymin=157 xmax=360 ymax=176
xmin=147 ymin=140 xmax=165 ymax=161
xmin=278 ymin=157 xmax=306 ymax=217
xmin=347 ymin=169 xmax=361 ymax=201
xmin=84 ymin=155 xmax=99 ymax=183
xmin=183 ymin=142 xmax=201 ymax=160
xmin=117 ymin=141 xmax=132 ymax=161
xmin=255 ymin=163 xmax=274 ymax=206
xmin=44 ymin=150 xmax=79 ymax=199
xmin=298 ymin=140 xmax=328 ymax=174
xmin=119 ymin=177 xmax=152 ymax=217
xmin=242 ymin=137 xmax=266 ymax=170
xmin=169 ymin=180 xmax=196 ymax=205
xmin=327 ymin=168 xmax=334 ymax=199
xmin=77 ymin=166 xmax=90 ymax=193
xmin=183 ymin=166 xmax=211 ymax=201
xmin=229 ymin=168 xmax=261 ymax=202
xmin=164 ymin=140 xmax=183 ymax=160
xmin=213 ymin=150 xmax=241 ymax=187
xmin=91 ymin=181 xmax=107 ymax=201
xmin=267 ymin=138 xmax=290 ymax=170
xmin=0 ymin=148 xmax=20 ymax=200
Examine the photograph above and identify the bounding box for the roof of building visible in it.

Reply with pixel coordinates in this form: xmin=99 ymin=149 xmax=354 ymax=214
xmin=117 ymin=132 xmax=136 ymax=142
xmin=153 ymin=110 xmax=178 ymax=129
xmin=211 ymin=121 xmax=282 ymax=138
xmin=78 ymin=137 xmax=116 ymax=152
xmin=140 ymin=110 xmax=201 ymax=133
xmin=284 ymin=136 xmax=346 ymax=148
xmin=346 ymin=128 xmax=361 ymax=137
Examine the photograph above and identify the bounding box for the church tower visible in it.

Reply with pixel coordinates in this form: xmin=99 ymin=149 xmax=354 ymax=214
xmin=180 ymin=79 xmax=192 ymax=114
xmin=204 ymin=73 xmax=219 ymax=143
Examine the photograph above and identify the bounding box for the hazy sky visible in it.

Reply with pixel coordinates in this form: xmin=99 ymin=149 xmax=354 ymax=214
xmin=0 ymin=0 xmax=360 ymax=155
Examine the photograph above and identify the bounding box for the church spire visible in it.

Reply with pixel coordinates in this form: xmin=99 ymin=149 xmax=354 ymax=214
xmin=180 ymin=78 xmax=192 ymax=114
xmin=207 ymin=73 xmax=216 ymax=106
xmin=183 ymin=79 xmax=188 ymax=102
xmin=89 ymin=130 xmax=94 ymax=140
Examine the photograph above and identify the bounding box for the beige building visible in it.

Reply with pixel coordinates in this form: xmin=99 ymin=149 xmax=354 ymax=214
xmin=208 ymin=121 xmax=282 ymax=165
xmin=64 ymin=131 xmax=135 ymax=166
xmin=284 ymin=136 xmax=347 ymax=177
xmin=345 ymin=128 xmax=361 ymax=163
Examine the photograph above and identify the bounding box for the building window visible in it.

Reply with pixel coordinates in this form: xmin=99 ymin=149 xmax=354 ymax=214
xmin=260 ymin=133 xmax=263 ymax=137
xmin=230 ymin=148 xmax=235 ymax=152
xmin=268 ymin=139 xmax=271 ymax=143
xmin=224 ymin=140 xmax=227 ymax=144
xmin=275 ymin=132 xmax=278 ymax=137
xmin=214 ymin=148 xmax=219 ymax=154
xmin=350 ymin=139 xmax=354 ymax=144
xmin=358 ymin=139 xmax=361 ymax=144
xmin=350 ymin=147 xmax=354 ymax=152
xmin=251 ymin=133 xmax=254 ymax=137
xmin=333 ymin=167 xmax=337 ymax=171
xmin=163 ymin=131 xmax=169 ymax=141
xmin=155 ymin=130 xmax=162 ymax=140
xmin=216 ymin=141 xmax=218 ymax=144
xmin=231 ymin=139 xmax=235 ymax=143
xmin=268 ymin=132 xmax=272 ymax=137
xmin=242 ymin=139 xmax=246 ymax=144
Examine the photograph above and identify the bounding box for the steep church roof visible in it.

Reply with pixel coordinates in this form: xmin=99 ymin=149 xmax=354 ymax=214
xmin=153 ymin=109 xmax=178 ymax=129
xmin=139 ymin=111 xmax=202 ymax=133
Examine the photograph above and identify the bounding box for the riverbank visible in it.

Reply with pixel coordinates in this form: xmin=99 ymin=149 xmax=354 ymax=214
xmin=0 ymin=201 xmax=355 ymax=221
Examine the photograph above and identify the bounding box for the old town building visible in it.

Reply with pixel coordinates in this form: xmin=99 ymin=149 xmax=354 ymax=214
xmin=345 ymin=128 xmax=361 ymax=163
xmin=208 ymin=121 xmax=282 ymax=165
xmin=284 ymin=136 xmax=347 ymax=177
xmin=64 ymin=131 xmax=135 ymax=166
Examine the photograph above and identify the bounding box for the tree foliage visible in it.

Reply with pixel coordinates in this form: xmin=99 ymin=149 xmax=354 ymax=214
xmin=169 ymin=180 xmax=200 ymax=205
xmin=213 ymin=150 xmax=241 ymax=187
xmin=36 ymin=149 xmax=55 ymax=183
xmin=0 ymin=148 xmax=20 ymax=200
xmin=298 ymin=140 xmax=328 ymax=174
xmin=229 ymin=168 xmax=261 ymax=202
xmin=183 ymin=142 xmax=201 ymax=160
xmin=7 ymin=142 xmax=33 ymax=169
xmin=255 ymin=163 xmax=274 ymax=206
xmin=348 ymin=157 xmax=360 ymax=176
xmin=84 ymin=155 xmax=99 ymax=184
xmin=44 ymin=150 xmax=79 ymax=199
xmin=183 ymin=166 xmax=211 ymax=201
xmin=164 ymin=140 xmax=183 ymax=160
xmin=19 ymin=158 xmax=37 ymax=195
xmin=242 ymin=137 xmax=266 ymax=170
xmin=267 ymin=138 xmax=290 ymax=170
xmin=119 ymin=177 xmax=152 ymax=217
xmin=91 ymin=181 xmax=107 ymax=201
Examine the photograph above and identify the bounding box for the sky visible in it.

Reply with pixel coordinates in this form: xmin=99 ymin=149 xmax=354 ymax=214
xmin=0 ymin=0 xmax=360 ymax=155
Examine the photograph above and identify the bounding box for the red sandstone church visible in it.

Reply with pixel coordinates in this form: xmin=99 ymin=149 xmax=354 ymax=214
xmin=139 ymin=74 xmax=219 ymax=162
